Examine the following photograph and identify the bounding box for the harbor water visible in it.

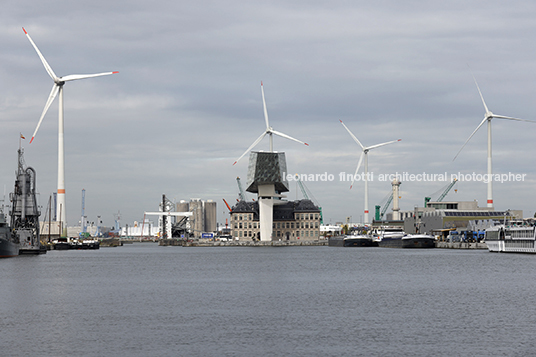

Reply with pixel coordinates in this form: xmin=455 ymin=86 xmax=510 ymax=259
xmin=1 ymin=244 xmax=535 ymax=356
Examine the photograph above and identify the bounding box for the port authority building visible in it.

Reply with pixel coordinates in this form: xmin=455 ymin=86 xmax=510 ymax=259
xmin=230 ymin=199 xmax=321 ymax=241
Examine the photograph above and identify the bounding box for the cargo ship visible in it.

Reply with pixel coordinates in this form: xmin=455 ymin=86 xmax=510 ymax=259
xmin=374 ymin=227 xmax=435 ymax=248
xmin=342 ymin=233 xmax=377 ymax=247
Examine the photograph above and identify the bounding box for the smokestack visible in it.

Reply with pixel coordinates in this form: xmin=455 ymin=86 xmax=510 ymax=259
xmin=391 ymin=179 xmax=401 ymax=220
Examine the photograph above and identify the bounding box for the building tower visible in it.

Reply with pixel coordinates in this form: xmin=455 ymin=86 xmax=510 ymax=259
xmin=246 ymin=151 xmax=289 ymax=241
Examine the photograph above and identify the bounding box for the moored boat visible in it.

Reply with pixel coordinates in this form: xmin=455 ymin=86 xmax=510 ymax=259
xmin=52 ymin=237 xmax=71 ymax=250
xmin=81 ymin=239 xmax=100 ymax=249
xmin=0 ymin=213 xmax=19 ymax=257
xmin=343 ymin=234 xmax=377 ymax=247
xmin=485 ymin=224 xmax=536 ymax=253
xmin=400 ymin=234 xmax=436 ymax=248
xmin=374 ymin=226 xmax=435 ymax=248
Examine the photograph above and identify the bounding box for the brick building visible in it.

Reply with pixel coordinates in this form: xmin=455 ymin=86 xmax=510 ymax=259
xmin=230 ymin=199 xmax=321 ymax=241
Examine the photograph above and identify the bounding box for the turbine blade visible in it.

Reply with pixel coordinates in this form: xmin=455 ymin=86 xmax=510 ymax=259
xmin=492 ymin=114 xmax=536 ymax=123
xmin=350 ymin=151 xmax=365 ymax=189
xmin=339 ymin=120 xmax=364 ymax=149
xmin=30 ymin=84 xmax=60 ymax=143
xmin=453 ymin=117 xmax=487 ymax=161
xmin=471 ymin=73 xmax=490 ymax=114
xmin=233 ymin=132 xmax=267 ymax=165
xmin=270 ymin=129 xmax=309 ymax=146
xmin=61 ymin=71 xmax=119 ymax=82
xmin=22 ymin=27 xmax=58 ymax=81
xmin=367 ymin=138 xmax=401 ymax=150
xmin=261 ymin=82 xmax=270 ymax=130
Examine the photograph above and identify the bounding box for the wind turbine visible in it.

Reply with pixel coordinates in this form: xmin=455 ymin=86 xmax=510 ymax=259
xmin=233 ymin=82 xmax=309 ymax=165
xmin=453 ymin=74 xmax=535 ymax=208
xmin=340 ymin=120 xmax=401 ymax=224
xmin=23 ymin=27 xmax=117 ymax=229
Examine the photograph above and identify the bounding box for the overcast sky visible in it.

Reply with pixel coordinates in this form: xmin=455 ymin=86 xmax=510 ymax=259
xmin=1 ymin=0 xmax=535 ymax=228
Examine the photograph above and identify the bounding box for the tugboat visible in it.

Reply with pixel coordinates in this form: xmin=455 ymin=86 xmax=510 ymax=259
xmin=10 ymin=146 xmax=45 ymax=254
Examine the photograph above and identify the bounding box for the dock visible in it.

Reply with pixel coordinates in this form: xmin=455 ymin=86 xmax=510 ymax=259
xmin=435 ymin=241 xmax=487 ymax=249
xmin=159 ymin=239 xmax=328 ymax=247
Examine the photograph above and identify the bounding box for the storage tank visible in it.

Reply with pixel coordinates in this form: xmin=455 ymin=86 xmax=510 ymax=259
xmin=189 ymin=199 xmax=204 ymax=238
xmin=205 ymin=200 xmax=217 ymax=233
xmin=176 ymin=200 xmax=189 ymax=213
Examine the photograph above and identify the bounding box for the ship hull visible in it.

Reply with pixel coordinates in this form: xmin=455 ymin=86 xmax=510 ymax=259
xmin=486 ymin=240 xmax=536 ymax=253
xmin=328 ymin=236 xmax=377 ymax=247
xmin=0 ymin=238 xmax=19 ymax=257
xmin=343 ymin=237 xmax=377 ymax=247
xmin=378 ymin=235 xmax=436 ymax=248
xmin=485 ymin=226 xmax=536 ymax=254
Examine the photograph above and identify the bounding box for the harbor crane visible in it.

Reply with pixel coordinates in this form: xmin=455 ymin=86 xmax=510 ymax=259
xmin=236 ymin=177 xmax=247 ymax=201
xmin=374 ymin=192 xmax=394 ymax=221
xmin=295 ymin=175 xmax=323 ymax=224
xmin=144 ymin=194 xmax=192 ymax=239
xmin=424 ymin=179 xmax=458 ymax=207
xmin=222 ymin=198 xmax=232 ymax=212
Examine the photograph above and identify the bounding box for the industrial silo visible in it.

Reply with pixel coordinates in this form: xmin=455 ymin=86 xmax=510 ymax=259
xmin=176 ymin=200 xmax=189 ymax=213
xmin=204 ymin=200 xmax=217 ymax=233
xmin=189 ymin=199 xmax=204 ymax=238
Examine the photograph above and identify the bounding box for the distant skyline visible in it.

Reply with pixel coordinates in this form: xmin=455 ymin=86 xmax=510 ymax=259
xmin=1 ymin=0 xmax=535 ymax=227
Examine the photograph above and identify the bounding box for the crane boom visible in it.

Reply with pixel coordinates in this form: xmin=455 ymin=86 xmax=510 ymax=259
xmin=222 ymin=198 xmax=232 ymax=212
xmin=381 ymin=193 xmax=394 ymax=218
xmin=236 ymin=177 xmax=246 ymax=201
xmin=375 ymin=192 xmax=394 ymax=221
xmin=295 ymin=175 xmax=323 ymax=224
xmin=296 ymin=176 xmax=309 ymax=200
xmin=425 ymin=179 xmax=457 ymax=207
xmin=437 ymin=179 xmax=457 ymax=202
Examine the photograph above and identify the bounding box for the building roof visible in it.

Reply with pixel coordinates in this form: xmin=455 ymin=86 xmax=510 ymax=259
xmin=231 ymin=199 xmax=320 ymax=221
xmin=423 ymin=210 xmax=508 ymax=218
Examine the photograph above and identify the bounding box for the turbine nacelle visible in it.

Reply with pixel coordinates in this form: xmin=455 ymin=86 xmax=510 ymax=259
xmin=233 ymin=82 xmax=308 ymax=165
xmin=454 ymin=73 xmax=536 ymax=208
xmin=340 ymin=119 xmax=400 ymax=224
xmin=340 ymin=119 xmax=400 ymax=189
xmin=23 ymin=26 xmax=117 ymax=226
xmin=453 ymin=75 xmax=535 ymax=162
xmin=23 ymin=27 xmax=118 ymax=143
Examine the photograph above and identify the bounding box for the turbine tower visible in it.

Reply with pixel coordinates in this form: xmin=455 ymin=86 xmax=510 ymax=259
xmin=23 ymin=27 xmax=117 ymax=229
xmin=340 ymin=120 xmax=401 ymax=224
xmin=233 ymin=82 xmax=308 ymax=165
xmin=234 ymin=82 xmax=308 ymax=241
xmin=453 ymin=75 xmax=535 ymax=208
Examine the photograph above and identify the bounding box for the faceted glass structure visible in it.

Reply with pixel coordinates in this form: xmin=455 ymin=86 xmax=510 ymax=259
xmin=246 ymin=151 xmax=289 ymax=193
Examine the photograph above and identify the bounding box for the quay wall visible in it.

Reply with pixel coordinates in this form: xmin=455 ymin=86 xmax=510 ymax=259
xmin=435 ymin=241 xmax=487 ymax=249
xmin=159 ymin=239 xmax=328 ymax=247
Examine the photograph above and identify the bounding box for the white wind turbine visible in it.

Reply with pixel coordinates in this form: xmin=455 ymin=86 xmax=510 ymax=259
xmin=340 ymin=120 xmax=401 ymax=224
xmin=23 ymin=27 xmax=117 ymax=229
xmin=453 ymin=74 xmax=535 ymax=208
xmin=233 ymin=82 xmax=309 ymax=165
